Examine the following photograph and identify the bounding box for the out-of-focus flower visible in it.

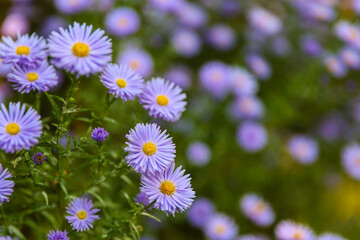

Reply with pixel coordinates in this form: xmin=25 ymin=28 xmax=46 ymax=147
xmin=246 ymin=54 xmax=271 ymax=80
xmin=293 ymin=0 xmax=335 ymax=22
xmin=187 ymin=198 xmax=215 ymax=228
xmin=125 ymin=123 xmax=175 ymax=174
xmin=92 ymin=0 xmax=114 ymax=12
xmin=240 ymin=193 xmax=275 ymax=226
xmin=275 ymin=220 xmax=315 ymax=240
xmin=199 ymin=61 xmax=230 ymax=99
xmin=32 ymin=152 xmax=46 ymax=165
xmin=41 ymin=16 xmax=67 ymax=37
xmin=248 ymin=7 xmax=282 ymax=36
xmin=0 ymin=83 xmax=12 ymax=103
xmin=317 ymin=233 xmax=347 ymax=240
xmin=164 ymin=64 xmax=191 ymax=89
xmin=334 ymin=21 xmax=360 ymax=49
xmin=171 ymin=28 xmax=201 ymax=57
xmin=187 ymin=141 xmax=211 ymax=166
xmin=0 ymin=58 xmax=12 ymax=77
xmin=175 ymin=3 xmax=207 ymax=28
xmin=134 ymin=192 xmax=151 ymax=207
xmin=229 ymin=67 xmax=258 ymax=96
xmin=47 ymin=230 xmax=69 ymax=240
xmin=7 ymin=61 xmax=58 ymax=93
xmin=318 ymin=113 xmax=346 ymax=142
xmin=149 ymin=0 xmax=185 ymax=13
xmin=139 ymin=78 xmax=187 ymax=122
xmin=54 ymin=0 xmax=92 ymax=14
xmin=206 ymin=24 xmax=236 ymax=51
xmin=100 ymin=63 xmax=144 ymax=101
xmin=301 ymin=35 xmax=323 ymax=57
xmin=66 ymin=197 xmax=100 ymax=232
xmin=1 ymin=13 xmax=29 ymax=38
xmin=236 ymin=122 xmax=267 ymax=152
xmin=105 ymin=8 xmax=140 ymax=37
xmin=323 ymin=55 xmax=347 ymax=78
xmin=118 ymin=48 xmax=154 ymax=78
xmin=341 ymin=143 xmax=360 ymax=180
xmin=91 ymin=127 xmax=109 ymax=142
xmin=339 ymin=47 xmax=360 ymax=70
xmin=0 ymin=163 xmax=15 ymax=205
xmin=288 ymin=135 xmax=318 ymax=165
xmin=230 ymin=96 xmax=264 ymax=120
xmin=141 ymin=163 xmax=195 ymax=215
xmin=204 ymin=214 xmax=238 ymax=240
xmin=237 ymin=235 xmax=269 ymax=240
xmin=0 ymin=102 xmax=42 ymax=153
xmin=0 ymin=33 xmax=47 ymax=68
xmin=48 ymin=22 xmax=112 ymax=76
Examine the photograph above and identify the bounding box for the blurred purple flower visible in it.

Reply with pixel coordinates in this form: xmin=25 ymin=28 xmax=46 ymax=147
xmin=187 ymin=141 xmax=211 ymax=166
xmin=236 ymin=121 xmax=267 ymax=152
xmin=187 ymin=198 xmax=215 ymax=228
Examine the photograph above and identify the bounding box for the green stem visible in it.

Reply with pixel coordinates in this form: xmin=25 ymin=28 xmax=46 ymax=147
xmin=25 ymin=160 xmax=37 ymax=187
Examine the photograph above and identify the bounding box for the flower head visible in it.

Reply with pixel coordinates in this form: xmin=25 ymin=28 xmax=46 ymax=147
xmin=32 ymin=152 xmax=46 ymax=165
xmin=246 ymin=54 xmax=271 ymax=80
xmin=323 ymin=55 xmax=347 ymax=78
xmin=125 ymin=123 xmax=175 ymax=174
xmin=0 ymin=163 xmax=15 ymax=205
xmin=237 ymin=235 xmax=269 ymax=240
xmin=288 ymin=135 xmax=318 ymax=165
xmin=164 ymin=64 xmax=191 ymax=90
xmin=54 ymin=0 xmax=92 ymax=14
xmin=229 ymin=67 xmax=258 ymax=96
xmin=317 ymin=233 xmax=347 ymax=240
xmin=140 ymin=78 xmax=187 ymax=122
xmin=205 ymin=214 xmax=238 ymax=240
xmin=248 ymin=7 xmax=282 ymax=36
xmin=141 ymin=163 xmax=195 ymax=215
xmin=230 ymin=96 xmax=264 ymax=120
xmin=105 ymin=8 xmax=140 ymax=37
xmin=175 ymin=3 xmax=207 ymax=28
xmin=206 ymin=24 xmax=236 ymax=51
xmin=7 ymin=61 xmax=58 ymax=94
xmin=171 ymin=28 xmax=201 ymax=57
xmin=66 ymin=197 xmax=100 ymax=232
xmin=240 ymin=193 xmax=275 ymax=227
xmin=187 ymin=198 xmax=215 ymax=227
xmin=47 ymin=230 xmax=69 ymax=240
xmin=134 ymin=192 xmax=151 ymax=207
xmin=100 ymin=63 xmax=144 ymax=101
xmin=236 ymin=121 xmax=267 ymax=152
xmin=0 ymin=33 xmax=47 ymax=68
xmin=275 ymin=220 xmax=315 ymax=240
xmin=117 ymin=48 xmax=153 ymax=78
xmin=0 ymin=102 xmax=42 ymax=153
xmin=91 ymin=127 xmax=109 ymax=142
xmin=339 ymin=47 xmax=360 ymax=70
xmin=341 ymin=143 xmax=360 ymax=180
xmin=187 ymin=141 xmax=211 ymax=166
xmin=199 ymin=61 xmax=230 ymax=99
xmin=48 ymin=22 xmax=112 ymax=76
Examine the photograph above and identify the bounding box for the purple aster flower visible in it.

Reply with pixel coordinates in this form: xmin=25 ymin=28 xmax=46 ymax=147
xmin=288 ymin=135 xmax=318 ymax=165
xmin=237 ymin=235 xmax=269 ymax=240
xmin=317 ymin=233 xmax=347 ymax=240
xmin=0 ymin=102 xmax=42 ymax=153
xmin=41 ymin=16 xmax=67 ymax=37
xmin=139 ymin=78 xmax=187 ymax=122
xmin=240 ymin=193 xmax=275 ymax=227
xmin=105 ymin=8 xmax=140 ymax=37
xmin=1 ymin=13 xmax=29 ymax=38
xmin=171 ymin=28 xmax=201 ymax=57
xmin=236 ymin=122 xmax=267 ymax=153
xmin=229 ymin=67 xmax=258 ymax=96
xmin=149 ymin=0 xmax=185 ymax=13
xmin=187 ymin=141 xmax=211 ymax=166
xmin=66 ymin=197 xmax=100 ymax=232
xmin=187 ymin=198 xmax=215 ymax=228
xmin=100 ymin=63 xmax=144 ymax=101
xmin=275 ymin=220 xmax=315 ymax=240
xmin=48 ymin=22 xmax=112 ymax=76
xmin=323 ymin=55 xmax=347 ymax=78
xmin=7 ymin=61 xmax=58 ymax=93
xmin=164 ymin=64 xmax=191 ymax=89
xmin=230 ymin=96 xmax=264 ymax=120
xmin=125 ymin=123 xmax=175 ymax=174
xmin=118 ymin=48 xmax=154 ymax=78
xmin=301 ymin=35 xmax=323 ymax=57
xmin=93 ymin=0 xmax=114 ymax=12
xmin=334 ymin=21 xmax=360 ymax=49
xmin=341 ymin=143 xmax=360 ymax=180
xmin=134 ymin=192 xmax=151 ymax=207
xmin=54 ymin=0 xmax=92 ymax=14
xmin=318 ymin=113 xmax=346 ymax=142
xmin=0 ymin=33 xmax=47 ymax=68
xmin=0 ymin=58 xmax=12 ymax=77
xmin=339 ymin=47 xmax=360 ymax=70
xmin=248 ymin=7 xmax=282 ymax=36
xmin=206 ymin=24 xmax=236 ymax=51
xmin=140 ymin=163 xmax=195 ymax=216
xmin=32 ymin=152 xmax=46 ymax=165
xmin=246 ymin=54 xmax=271 ymax=80
xmin=0 ymin=163 xmax=15 ymax=205
xmin=199 ymin=61 xmax=230 ymax=99
xmin=175 ymin=3 xmax=207 ymax=29
xmin=204 ymin=214 xmax=238 ymax=240
xmin=47 ymin=230 xmax=69 ymax=240
xmin=354 ymin=0 xmax=360 ymax=15
xmin=91 ymin=127 xmax=109 ymax=142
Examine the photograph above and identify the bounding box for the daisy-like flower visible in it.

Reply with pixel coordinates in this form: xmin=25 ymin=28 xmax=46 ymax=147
xmin=206 ymin=24 xmax=236 ymax=51
xmin=134 ymin=192 xmax=151 ymax=207
xmin=236 ymin=121 xmax=267 ymax=153
xmin=149 ymin=0 xmax=185 ymax=13
xmin=237 ymin=234 xmax=269 ymax=240
xmin=54 ymin=0 xmax=92 ymax=14
xmin=105 ymin=7 xmax=140 ymax=37
xmin=199 ymin=61 xmax=230 ymax=99
xmin=317 ymin=233 xmax=347 ymax=240
xmin=339 ymin=47 xmax=360 ymax=70
xmin=229 ymin=67 xmax=258 ymax=96
xmin=248 ymin=7 xmax=282 ymax=36
xmin=0 ymin=102 xmax=42 ymax=153
xmin=240 ymin=193 xmax=275 ymax=227
xmin=323 ymin=55 xmax=347 ymax=78
xmin=187 ymin=141 xmax=211 ymax=166
xmin=48 ymin=22 xmax=112 ymax=76
xmin=288 ymin=135 xmax=318 ymax=165
xmin=230 ymin=96 xmax=264 ymax=120
xmin=32 ymin=152 xmax=46 ymax=165
xmin=91 ymin=127 xmax=109 ymax=142
xmin=246 ymin=54 xmax=271 ymax=80
xmin=341 ymin=143 xmax=360 ymax=180
xmin=66 ymin=197 xmax=100 ymax=232
xmin=187 ymin=198 xmax=215 ymax=228
xmin=117 ymin=48 xmax=154 ymax=78
xmin=125 ymin=123 xmax=175 ymax=174
xmin=0 ymin=33 xmax=47 ymax=68
xmin=0 ymin=163 xmax=15 ymax=205
xmin=7 ymin=61 xmax=58 ymax=93
xmin=139 ymin=78 xmax=187 ymax=122
xmin=164 ymin=64 xmax=192 ymax=90
xmin=275 ymin=220 xmax=315 ymax=240
xmin=171 ymin=28 xmax=201 ymax=57
xmin=204 ymin=214 xmax=238 ymax=240
xmin=140 ymin=163 xmax=195 ymax=215
xmin=100 ymin=63 xmax=144 ymax=101
xmin=334 ymin=21 xmax=360 ymax=49
xmin=175 ymin=2 xmax=208 ymax=29
xmin=47 ymin=230 xmax=69 ymax=240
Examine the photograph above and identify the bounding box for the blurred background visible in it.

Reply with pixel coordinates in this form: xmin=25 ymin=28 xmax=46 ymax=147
xmin=1 ymin=0 xmax=360 ymax=239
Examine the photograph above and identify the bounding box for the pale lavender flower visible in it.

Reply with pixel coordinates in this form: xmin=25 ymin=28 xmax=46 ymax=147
xmin=175 ymin=3 xmax=207 ymax=28
xmin=237 ymin=234 xmax=269 ymax=240
xmin=187 ymin=198 xmax=215 ymax=228
xmin=334 ymin=21 xmax=360 ymax=49
xmin=236 ymin=122 xmax=267 ymax=153
xmin=47 ymin=230 xmax=69 ymax=240
xmin=246 ymin=54 xmax=271 ymax=80
xmin=0 ymin=58 xmax=12 ymax=77
xmin=275 ymin=220 xmax=315 ymax=240
xmin=54 ymin=0 xmax=92 ymax=14
xmin=92 ymin=0 xmax=114 ymax=12
xmin=1 ymin=13 xmax=29 ymax=38
xmin=199 ymin=61 xmax=230 ymax=99
xmin=301 ymin=36 xmax=323 ymax=57
xmin=66 ymin=197 xmax=100 ymax=232
xmin=105 ymin=8 xmax=140 ymax=37
xmin=230 ymin=96 xmax=264 ymax=120
xmin=0 ymin=163 xmax=15 ymax=205
xmin=171 ymin=28 xmax=201 ymax=57
xmin=118 ymin=48 xmax=154 ymax=78
xmin=323 ymin=55 xmax=347 ymax=78
xmin=187 ymin=141 xmax=211 ymax=166
xmin=134 ymin=192 xmax=151 ymax=207
xmin=207 ymin=24 xmax=236 ymax=51
xmin=205 ymin=214 xmax=238 ymax=240
xmin=248 ymin=7 xmax=282 ymax=36
xmin=341 ymin=143 xmax=360 ymax=180
xmin=317 ymin=233 xmax=347 ymax=240
xmin=41 ymin=16 xmax=67 ymax=37
xmin=164 ymin=64 xmax=191 ymax=89
xmin=240 ymin=193 xmax=275 ymax=227
xmin=229 ymin=67 xmax=258 ymax=96
xmin=149 ymin=0 xmax=185 ymax=13
xmin=339 ymin=47 xmax=360 ymax=70
xmin=288 ymin=135 xmax=318 ymax=165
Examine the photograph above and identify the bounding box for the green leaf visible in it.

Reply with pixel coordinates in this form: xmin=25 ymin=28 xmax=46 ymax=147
xmin=8 ymin=225 xmax=26 ymax=240
xmin=140 ymin=212 xmax=161 ymax=223
xmin=44 ymin=92 xmax=61 ymax=118
xmin=41 ymin=191 xmax=49 ymax=206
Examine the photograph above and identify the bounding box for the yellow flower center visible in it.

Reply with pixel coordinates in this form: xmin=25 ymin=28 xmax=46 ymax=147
xmin=215 ymin=224 xmax=226 ymax=235
xmin=16 ymin=46 xmax=30 ymax=55
xmin=159 ymin=180 xmax=176 ymax=195
xmin=143 ymin=142 xmax=157 ymax=156
xmin=156 ymin=95 xmax=169 ymax=106
xmin=27 ymin=72 xmax=38 ymax=82
xmin=6 ymin=123 xmax=20 ymax=135
xmin=116 ymin=78 xmax=127 ymax=88
xmin=72 ymin=42 xmax=90 ymax=57
xmin=77 ymin=210 xmax=87 ymax=220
